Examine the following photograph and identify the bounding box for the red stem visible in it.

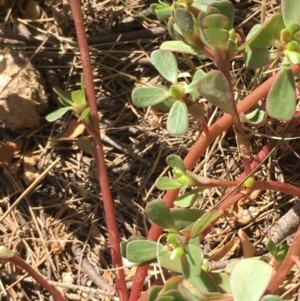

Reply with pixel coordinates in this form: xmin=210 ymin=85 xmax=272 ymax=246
xmin=68 ymin=2 xmax=128 ymax=300
xmin=8 ymin=254 xmax=67 ymax=301
xmin=265 ymin=226 xmax=300 ymax=294
xmin=131 ymin=65 xmax=300 ymax=301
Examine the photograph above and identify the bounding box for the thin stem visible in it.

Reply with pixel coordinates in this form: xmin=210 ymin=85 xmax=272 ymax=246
xmin=68 ymin=2 xmax=128 ymax=300
xmin=7 ymin=253 xmax=67 ymax=301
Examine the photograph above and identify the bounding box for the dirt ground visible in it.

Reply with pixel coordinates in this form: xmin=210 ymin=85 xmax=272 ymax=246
xmin=0 ymin=0 xmax=300 ymax=300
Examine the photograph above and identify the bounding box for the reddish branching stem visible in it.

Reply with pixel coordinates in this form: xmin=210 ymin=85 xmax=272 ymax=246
xmin=68 ymin=1 xmax=128 ymax=300
xmin=131 ymin=65 xmax=300 ymax=301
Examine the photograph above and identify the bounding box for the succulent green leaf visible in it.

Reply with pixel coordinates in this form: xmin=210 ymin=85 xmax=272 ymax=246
xmin=159 ymin=248 xmax=183 ymax=274
xmin=45 ymin=106 xmax=73 ymax=122
xmin=197 ymin=70 xmax=233 ymax=115
xmin=202 ymin=14 xmax=229 ymax=29
xmin=157 ymin=8 xmax=173 ymax=22
xmin=171 ymin=208 xmax=204 ymax=229
xmin=173 ymin=190 xmax=202 ymax=208
xmin=275 ymin=243 xmax=289 ymax=262
xmin=160 ymin=41 xmax=206 ymax=57
xmin=282 ymin=0 xmax=300 ymax=27
xmin=167 ymin=101 xmax=189 ymax=135
xmin=230 ymin=258 xmax=274 ymax=301
xmin=146 ymin=200 xmax=176 ymax=229
xmin=126 ymin=240 xmax=163 ymax=263
xmin=209 ymin=1 xmax=235 ymax=29
xmin=173 ymin=8 xmax=194 ymax=35
xmin=192 ymin=0 xmax=218 ymax=11
xmin=266 ymin=68 xmax=296 ymax=121
xmin=120 ymin=235 xmax=146 ymax=258
xmin=132 ymin=86 xmax=170 ymax=107
xmin=155 ymin=97 xmax=176 ymax=111
xmin=72 ymin=90 xmax=85 ymax=106
xmin=181 ymin=243 xmax=203 ymax=278
xmin=156 ymin=177 xmax=182 ymax=190
xmin=166 ymin=154 xmax=186 ymax=171
xmin=53 ymin=87 xmax=72 ymax=106
xmin=178 ymin=279 xmax=207 ymax=301
xmin=265 ymin=239 xmax=277 ymax=256
xmin=239 ymin=14 xmax=285 ymax=50
xmin=78 ymin=107 xmax=91 ymax=121
xmin=246 ymin=24 xmax=274 ymax=48
xmin=191 ymin=211 xmax=220 ymax=238
xmin=240 ymin=109 xmax=266 ymax=125
xmin=260 ymin=296 xmax=283 ymax=301
xmin=192 ymin=69 xmax=206 ymax=82
xmin=208 ymin=272 xmax=231 ymax=293
xmin=148 ymin=286 xmax=163 ymax=301
xmin=285 ymin=50 xmax=300 ymax=64
xmin=203 ymin=28 xmax=229 ymax=48
xmin=151 ymin=50 xmax=178 ymax=84
xmin=244 ymin=46 xmax=271 ymax=69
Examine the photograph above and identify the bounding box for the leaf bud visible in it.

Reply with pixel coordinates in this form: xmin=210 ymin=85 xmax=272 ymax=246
xmin=170 ymin=246 xmax=185 ymax=260
xmin=280 ymin=28 xmax=292 ymax=43
xmin=170 ymin=85 xmax=185 ymax=99
xmin=243 ymin=177 xmax=254 ymax=189
xmin=286 ymin=40 xmax=299 ymax=51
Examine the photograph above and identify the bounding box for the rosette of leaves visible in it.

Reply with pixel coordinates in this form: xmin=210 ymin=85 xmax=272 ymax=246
xmin=46 ymin=74 xmax=91 ymax=122
xmin=132 ymin=50 xmax=206 ymax=135
xmin=160 ymin=1 xmax=238 ymax=62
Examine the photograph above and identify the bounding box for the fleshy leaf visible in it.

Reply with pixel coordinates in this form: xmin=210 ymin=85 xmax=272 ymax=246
xmin=53 ymin=87 xmax=72 ymax=106
xmin=240 ymin=109 xmax=267 ymax=125
xmin=239 ymin=14 xmax=285 ymax=50
xmin=173 ymin=8 xmax=194 ymax=35
xmin=132 ymin=86 xmax=170 ymax=107
xmin=72 ymin=90 xmax=85 ymax=106
xmin=170 ymin=208 xmax=204 ymax=229
xmin=209 ymin=1 xmax=235 ymax=30
xmin=151 ymin=50 xmax=178 ymax=84
xmin=190 ymin=211 xmax=221 ymax=238
xmin=46 ymin=107 xmax=73 ymax=122
xmin=282 ymin=0 xmax=300 ymax=27
xmin=197 ymin=70 xmax=234 ymax=115
xmin=78 ymin=107 xmax=91 ymax=121
xmin=178 ymin=279 xmax=207 ymax=301
xmin=202 ymin=14 xmax=229 ymax=29
xmin=173 ymin=190 xmax=202 ymax=208
xmin=126 ymin=240 xmax=163 ymax=263
xmin=181 ymin=243 xmax=203 ymax=278
xmin=192 ymin=69 xmax=206 ymax=82
xmin=203 ymin=28 xmax=229 ymax=48
xmin=160 ymin=41 xmax=206 ymax=57
xmin=265 ymin=239 xmax=277 ymax=256
xmin=145 ymin=200 xmax=176 ymax=230
xmin=261 ymin=296 xmax=283 ymax=301
xmin=167 ymin=101 xmax=189 ymax=135
xmin=148 ymin=286 xmax=163 ymax=301
xmin=230 ymin=258 xmax=274 ymax=301
xmin=244 ymin=46 xmax=271 ymax=68
xmin=156 ymin=177 xmax=182 ymax=190
xmin=209 ymin=272 xmax=231 ymax=293
xmin=266 ymin=68 xmax=296 ymax=121
xmin=166 ymin=154 xmax=186 ymax=171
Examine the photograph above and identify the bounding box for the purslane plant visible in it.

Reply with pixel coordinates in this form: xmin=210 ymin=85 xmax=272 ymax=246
xmin=34 ymin=0 xmax=300 ymax=301
xmin=125 ymin=0 xmax=300 ymax=300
